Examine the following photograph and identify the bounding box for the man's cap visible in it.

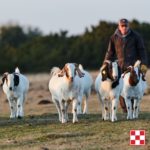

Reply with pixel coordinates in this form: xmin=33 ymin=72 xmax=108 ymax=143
xmin=119 ymin=18 xmax=129 ymax=25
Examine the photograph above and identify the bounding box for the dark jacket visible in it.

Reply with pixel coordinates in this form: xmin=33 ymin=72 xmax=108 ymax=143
xmin=104 ymin=28 xmax=147 ymax=71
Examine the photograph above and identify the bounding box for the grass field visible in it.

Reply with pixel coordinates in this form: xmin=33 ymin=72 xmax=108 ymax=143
xmin=0 ymin=71 xmax=150 ymax=150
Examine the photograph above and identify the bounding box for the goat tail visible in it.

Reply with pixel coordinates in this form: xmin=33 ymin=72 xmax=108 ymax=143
xmin=50 ymin=67 xmax=61 ymax=77
xmin=134 ymin=60 xmax=141 ymax=68
xmin=15 ymin=67 xmax=20 ymax=74
xmin=79 ymin=64 xmax=84 ymax=71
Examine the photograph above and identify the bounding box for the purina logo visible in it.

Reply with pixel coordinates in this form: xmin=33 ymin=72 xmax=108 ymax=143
xmin=130 ymin=130 xmax=145 ymax=145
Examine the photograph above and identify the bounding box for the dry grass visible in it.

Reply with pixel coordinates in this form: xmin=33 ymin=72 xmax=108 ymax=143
xmin=0 ymin=71 xmax=150 ymax=150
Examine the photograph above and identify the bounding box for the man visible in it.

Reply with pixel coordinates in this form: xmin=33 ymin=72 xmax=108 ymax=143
xmin=103 ymin=18 xmax=148 ymax=112
xmin=104 ymin=18 xmax=147 ymax=72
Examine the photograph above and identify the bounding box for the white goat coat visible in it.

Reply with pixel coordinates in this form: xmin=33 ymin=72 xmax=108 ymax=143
xmin=95 ymin=73 xmax=123 ymax=101
xmin=49 ymin=66 xmax=83 ymax=123
xmin=120 ymin=67 xmax=147 ymax=119
xmin=121 ymin=71 xmax=142 ymax=100
xmin=77 ymin=65 xmax=93 ymax=114
xmin=49 ymin=73 xmax=83 ymax=101
xmin=95 ymin=63 xmax=123 ymax=122
xmin=3 ymin=76 xmax=29 ymax=99
xmin=2 ymin=68 xmax=29 ymax=118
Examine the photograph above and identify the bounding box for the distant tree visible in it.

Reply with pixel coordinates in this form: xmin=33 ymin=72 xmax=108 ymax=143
xmin=0 ymin=20 xmax=150 ymax=73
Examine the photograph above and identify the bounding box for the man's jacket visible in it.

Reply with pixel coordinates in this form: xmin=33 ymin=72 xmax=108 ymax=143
xmin=104 ymin=28 xmax=147 ymax=70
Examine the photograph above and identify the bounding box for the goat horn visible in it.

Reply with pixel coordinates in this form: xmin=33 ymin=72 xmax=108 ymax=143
xmin=58 ymin=68 xmax=65 ymax=77
xmin=100 ymin=63 xmax=107 ymax=72
xmin=75 ymin=64 xmax=85 ymax=78
xmin=104 ymin=60 xmax=111 ymax=64
xmin=77 ymin=68 xmax=85 ymax=78
xmin=122 ymin=66 xmax=132 ymax=78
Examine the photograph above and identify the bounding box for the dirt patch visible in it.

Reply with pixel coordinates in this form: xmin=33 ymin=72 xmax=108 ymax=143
xmin=38 ymin=100 xmax=52 ymax=105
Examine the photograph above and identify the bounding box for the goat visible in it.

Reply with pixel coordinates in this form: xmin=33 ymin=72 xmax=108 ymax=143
xmin=95 ymin=60 xmax=122 ymax=122
xmin=1 ymin=67 xmax=29 ymax=118
xmin=77 ymin=64 xmax=93 ymax=114
xmin=49 ymin=63 xmax=84 ymax=123
xmin=121 ymin=60 xmax=147 ymax=119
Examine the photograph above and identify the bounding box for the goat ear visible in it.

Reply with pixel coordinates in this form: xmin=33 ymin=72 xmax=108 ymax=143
xmin=1 ymin=72 xmax=9 ymax=86
xmin=101 ymin=69 xmax=107 ymax=81
xmin=14 ymin=74 xmax=19 ymax=86
xmin=117 ymin=65 xmax=121 ymax=78
xmin=100 ymin=63 xmax=108 ymax=81
xmin=75 ymin=63 xmax=85 ymax=78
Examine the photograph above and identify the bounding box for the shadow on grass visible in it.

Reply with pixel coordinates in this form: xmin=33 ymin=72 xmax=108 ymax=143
xmin=40 ymin=132 xmax=95 ymax=140
xmin=0 ymin=111 xmax=149 ymax=127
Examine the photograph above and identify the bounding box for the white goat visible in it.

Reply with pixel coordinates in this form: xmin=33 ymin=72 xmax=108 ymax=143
xmin=95 ymin=61 xmax=122 ymax=122
xmin=1 ymin=67 xmax=29 ymax=118
xmin=121 ymin=60 xmax=147 ymax=119
xmin=77 ymin=64 xmax=93 ymax=114
xmin=49 ymin=63 xmax=84 ymax=123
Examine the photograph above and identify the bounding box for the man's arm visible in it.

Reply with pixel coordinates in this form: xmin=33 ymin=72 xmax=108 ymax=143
xmin=136 ymin=34 xmax=148 ymax=73
xmin=104 ymin=36 xmax=115 ymax=62
xmin=136 ymin=34 xmax=148 ymax=65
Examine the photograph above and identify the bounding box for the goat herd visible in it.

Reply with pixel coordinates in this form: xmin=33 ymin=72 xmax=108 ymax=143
xmin=0 ymin=60 xmax=147 ymax=124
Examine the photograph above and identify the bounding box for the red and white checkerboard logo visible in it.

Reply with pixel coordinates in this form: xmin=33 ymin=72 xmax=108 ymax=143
xmin=130 ymin=130 xmax=145 ymax=145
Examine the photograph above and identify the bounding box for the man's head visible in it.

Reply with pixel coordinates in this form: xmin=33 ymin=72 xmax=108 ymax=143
xmin=118 ymin=18 xmax=129 ymax=35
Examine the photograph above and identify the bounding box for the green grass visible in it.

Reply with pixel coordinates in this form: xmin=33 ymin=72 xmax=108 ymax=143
xmin=0 ymin=113 xmax=149 ymax=150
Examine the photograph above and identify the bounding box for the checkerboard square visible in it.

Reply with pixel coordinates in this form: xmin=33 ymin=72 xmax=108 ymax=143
xmin=140 ymin=131 xmax=145 ymax=135
xmin=135 ymin=140 xmax=140 ymax=145
xmin=130 ymin=130 xmax=135 ymax=135
xmin=140 ymin=135 xmax=145 ymax=140
xmin=135 ymin=135 xmax=140 ymax=140
xmin=130 ymin=130 xmax=145 ymax=145
xmin=131 ymin=140 xmax=135 ymax=145
xmin=136 ymin=131 xmax=140 ymax=135
xmin=140 ymin=140 xmax=145 ymax=145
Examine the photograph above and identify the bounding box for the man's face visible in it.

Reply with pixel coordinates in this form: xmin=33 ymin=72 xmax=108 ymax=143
xmin=118 ymin=23 xmax=129 ymax=35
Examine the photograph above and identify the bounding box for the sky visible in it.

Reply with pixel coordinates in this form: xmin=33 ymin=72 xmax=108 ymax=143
xmin=0 ymin=0 xmax=150 ymax=35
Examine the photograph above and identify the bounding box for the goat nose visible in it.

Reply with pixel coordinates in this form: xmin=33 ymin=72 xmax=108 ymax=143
xmin=9 ymin=87 xmax=13 ymax=91
xmin=70 ymin=77 xmax=73 ymax=81
xmin=114 ymin=76 xmax=118 ymax=80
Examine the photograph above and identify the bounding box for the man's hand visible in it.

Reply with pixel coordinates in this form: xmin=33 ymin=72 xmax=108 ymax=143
xmin=140 ymin=64 xmax=148 ymax=74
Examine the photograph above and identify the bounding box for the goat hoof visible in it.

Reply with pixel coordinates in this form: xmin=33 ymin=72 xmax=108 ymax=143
xmin=77 ymin=111 xmax=82 ymax=115
xmin=73 ymin=121 xmax=78 ymax=124
xmin=10 ymin=116 xmax=15 ymax=119
xmin=73 ymin=119 xmax=78 ymax=124
xmin=62 ymin=119 xmax=67 ymax=124
xmin=17 ymin=116 xmax=22 ymax=119
xmin=83 ymin=112 xmax=88 ymax=115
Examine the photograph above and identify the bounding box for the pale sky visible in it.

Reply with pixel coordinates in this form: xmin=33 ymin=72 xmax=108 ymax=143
xmin=0 ymin=0 xmax=150 ymax=35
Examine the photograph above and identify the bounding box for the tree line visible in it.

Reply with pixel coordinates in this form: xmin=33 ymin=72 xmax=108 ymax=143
xmin=0 ymin=19 xmax=150 ymax=73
